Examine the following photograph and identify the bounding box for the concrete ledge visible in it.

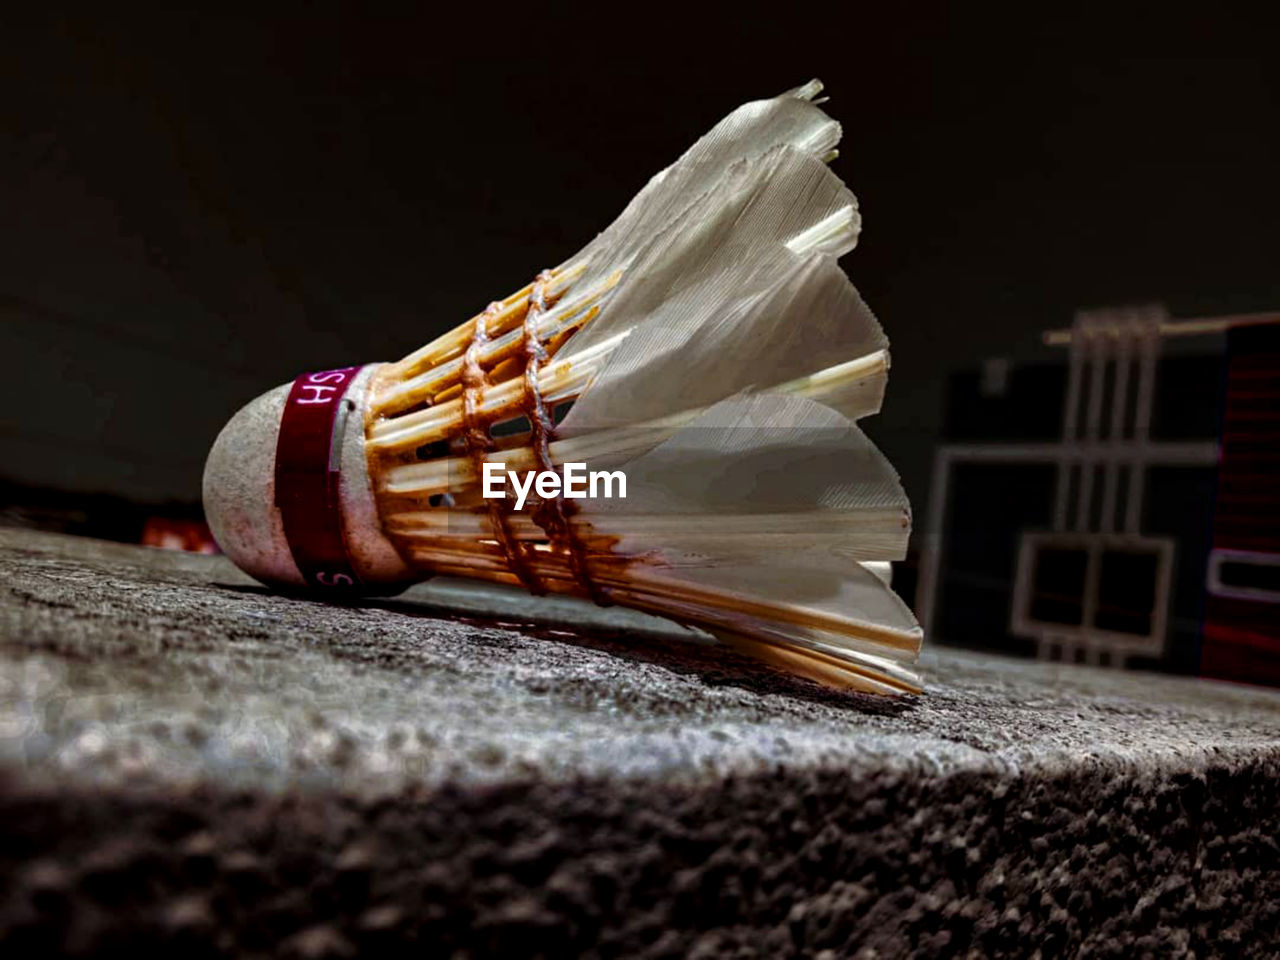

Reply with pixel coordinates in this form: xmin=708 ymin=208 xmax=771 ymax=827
xmin=1 ymin=529 xmax=1278 ymax=957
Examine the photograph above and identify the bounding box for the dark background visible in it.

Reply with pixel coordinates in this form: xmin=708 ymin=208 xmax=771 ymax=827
xmin=3 ymin=7 xmax=1278 ymax=529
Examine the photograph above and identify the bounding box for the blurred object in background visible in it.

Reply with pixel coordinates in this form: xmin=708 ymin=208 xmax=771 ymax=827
xmin=1201 ymin=322 xmax=1280 ymax=687
xmin=0 ymin=479 xmax=213 ymax=553
xmin=919 ymin=307 xmax=1280 ymax=686
xmin=139 ymin=516 xmax=218 ymax=553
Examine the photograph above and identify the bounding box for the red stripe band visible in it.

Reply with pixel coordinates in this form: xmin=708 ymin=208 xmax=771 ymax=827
xmin=274 ymin=366 xmax=367 ymax=591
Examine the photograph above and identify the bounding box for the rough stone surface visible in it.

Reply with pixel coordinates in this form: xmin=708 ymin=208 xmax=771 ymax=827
xmin=1 ymin=528 xmax=1278 ymax=957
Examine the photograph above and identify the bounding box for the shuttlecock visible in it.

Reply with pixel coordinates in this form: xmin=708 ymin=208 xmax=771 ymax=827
xmin=203 ymin=81 xmax=923 ymax=695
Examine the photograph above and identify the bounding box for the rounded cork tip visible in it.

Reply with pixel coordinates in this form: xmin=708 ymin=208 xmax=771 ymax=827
xmin=202 ymin=366 xmax=415 ymax=591
xmin=203 ymin=382 xmax=306 ymax=587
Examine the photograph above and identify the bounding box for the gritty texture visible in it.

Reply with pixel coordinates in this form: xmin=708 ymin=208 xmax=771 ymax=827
xmin=1 ymin=529 xmax=1278 ymax=958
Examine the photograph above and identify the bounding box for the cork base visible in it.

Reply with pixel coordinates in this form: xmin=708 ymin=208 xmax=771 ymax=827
xmin=202 ymin=364 xmax=415 ymax=590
